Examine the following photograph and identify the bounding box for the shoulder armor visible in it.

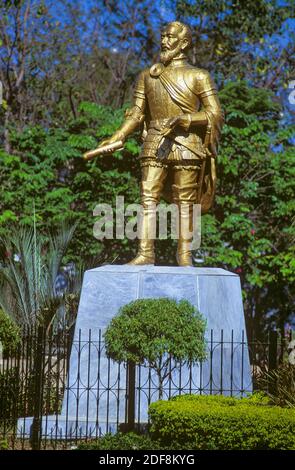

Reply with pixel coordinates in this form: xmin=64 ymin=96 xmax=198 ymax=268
xmin=149 ymin=63 xmax=165 ymax=78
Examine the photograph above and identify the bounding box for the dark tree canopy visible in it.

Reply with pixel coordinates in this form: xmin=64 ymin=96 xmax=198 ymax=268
xmin=0 ymin=0 xmax=294 ymax=334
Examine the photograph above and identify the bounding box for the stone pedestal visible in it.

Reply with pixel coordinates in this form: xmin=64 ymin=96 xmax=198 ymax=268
xmin=18 ymin=265 xmax=252 ymax=439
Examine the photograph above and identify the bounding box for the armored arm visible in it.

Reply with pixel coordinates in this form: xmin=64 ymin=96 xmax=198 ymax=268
xmin=197 ymin=75 xmax=224 ymax=156
xmin=190 ymin=71 xmax=223 ymax=127
xmin=167 ymin=94 xmax=222 ymax=131
xmin=111 ymin=102 xmax=145 ymax=143
xmin=100 ymin=72 xmax=146 ymax=147
xmin=188 ymin=94 xmax=223 ymax=128
xmin=161 ymin=70 xmax=223 ymax=146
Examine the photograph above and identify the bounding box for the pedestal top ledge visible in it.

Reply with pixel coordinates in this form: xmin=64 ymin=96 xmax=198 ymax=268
xmin=87 ymin=265 xmax=237 ymax=276
xmin=76 ymin=264 xmax=244 ymax=338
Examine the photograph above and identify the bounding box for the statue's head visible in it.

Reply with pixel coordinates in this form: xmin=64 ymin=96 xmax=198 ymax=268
xmin=160 ymin=21 xmax=192 ymax=65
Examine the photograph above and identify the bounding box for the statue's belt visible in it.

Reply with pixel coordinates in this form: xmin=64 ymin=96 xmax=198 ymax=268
xmin=146 ymin=120 xmax=206 ymax=159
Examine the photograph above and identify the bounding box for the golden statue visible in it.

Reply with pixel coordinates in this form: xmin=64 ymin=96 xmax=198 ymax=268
xmin=84 ymin=21 xmax=223 ymax=266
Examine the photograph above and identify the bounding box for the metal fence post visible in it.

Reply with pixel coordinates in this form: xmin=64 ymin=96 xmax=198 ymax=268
xmin=268 ymin=330 xmax=278 ymax=395
xmin=126 ymin=360 xmax=136 ymax=431
xmin=269 ymin=330 xmax=278 ymax=371
xmin=30 ymin=326 xmax=44 ymax=450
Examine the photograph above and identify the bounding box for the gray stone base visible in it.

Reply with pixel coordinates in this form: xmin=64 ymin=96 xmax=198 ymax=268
xmin=18 ymin=265 xmax=252 ymax=439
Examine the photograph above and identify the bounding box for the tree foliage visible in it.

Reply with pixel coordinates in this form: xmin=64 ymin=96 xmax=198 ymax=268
xmin=0 ymin=0 xmax=293 ymax=333
xmin=0 ymin=102 xmax=141 ymax=264
xmin=104 ymin=298 xmax=207 ymax=398
xmin=202 ymin=82 xmax=295 ymax=334
xmin=176 ymin=0 xmax=294 ymax=90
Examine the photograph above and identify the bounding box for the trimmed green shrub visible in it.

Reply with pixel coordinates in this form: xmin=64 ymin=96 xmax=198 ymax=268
xmin=0 ymin=309 xmax=21 ymax=355
xmin=77 ymin=432 xmax=165 ymax=450
xmin=149 ymin=394 xmax=295 ymax=450
xmin=104 ymin=298 xmax=206 ymax=399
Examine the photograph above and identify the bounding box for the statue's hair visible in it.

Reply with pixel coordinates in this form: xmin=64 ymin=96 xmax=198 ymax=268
xmin=165 ymin=21 xmax=193 ymax=50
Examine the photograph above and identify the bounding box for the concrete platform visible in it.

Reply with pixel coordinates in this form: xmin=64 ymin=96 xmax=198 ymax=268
xmin=18 ymin=265 xmax=252 ymax=438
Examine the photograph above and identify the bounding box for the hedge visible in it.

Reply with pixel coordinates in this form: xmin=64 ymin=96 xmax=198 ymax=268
xmin=77 ymin=432 xmax=165 ymax=450
xmin=0 ymin=309 xmax=21 ymax=356
xmin=149 ymin=394 xmax=295 ymax=450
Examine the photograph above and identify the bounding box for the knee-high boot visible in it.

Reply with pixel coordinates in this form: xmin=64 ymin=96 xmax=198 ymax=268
xmin=128 ymin=176 xmax=163 ymax=265
xmin=176 ymin=203 xmax=194 ymax=266
xmin=172 ymin=177 xmax=198 ymax=267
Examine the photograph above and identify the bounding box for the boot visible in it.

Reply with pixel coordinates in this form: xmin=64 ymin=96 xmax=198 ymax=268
xmin=172 ymin=171 xmax=198 ymax=268
xmin=177 ymin=204 xmax=193 ymax=266
xmin=128 ymin=239 xmax=155 ymax=265
xmin=177 ymin=240 xmax=193 ymax=267
xmin=128 ymin=200 xmax=156 ymax=265
xmin=127 ymin=165 xmax=166 ymax=266
xmin=128 ymin=202 xmax=156 ymax=265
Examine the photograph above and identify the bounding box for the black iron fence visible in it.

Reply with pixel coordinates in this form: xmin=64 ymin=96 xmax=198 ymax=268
xmin=0 ymin=327 xmax=293 ymax=449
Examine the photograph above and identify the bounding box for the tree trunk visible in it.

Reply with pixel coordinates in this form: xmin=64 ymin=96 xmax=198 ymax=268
xmin=4 ymin=107 xmax=11 ymax=154
xmin=157 ymin=372 xmax=164 ymax=400
xmin=127 ymin=360 xmax=136 ymax=430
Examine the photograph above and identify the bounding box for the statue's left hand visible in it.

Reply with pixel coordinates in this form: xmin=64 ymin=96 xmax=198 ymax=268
xmin=160 ymin=115 xmax=191 ymax=136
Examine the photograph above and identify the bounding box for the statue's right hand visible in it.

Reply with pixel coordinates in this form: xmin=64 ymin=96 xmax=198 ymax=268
xmin=83 ymin=132 xmax=125 ymax=160
xmin=99 ymin=132 xmax=125 ymax=150
xmin=99 ymin=137 xmax=113 ymax=147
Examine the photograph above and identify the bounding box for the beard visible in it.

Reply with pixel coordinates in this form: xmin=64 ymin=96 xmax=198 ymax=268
xmin=160 ymin=43 xmax=183 ymax=65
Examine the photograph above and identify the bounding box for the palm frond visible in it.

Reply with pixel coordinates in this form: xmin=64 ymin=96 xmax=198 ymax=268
xmin=0 ymin=223 xmax=77 ymax=327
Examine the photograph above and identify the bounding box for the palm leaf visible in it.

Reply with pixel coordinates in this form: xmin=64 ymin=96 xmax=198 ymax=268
xmin=0 ymin=223 xmax=77 ymax=326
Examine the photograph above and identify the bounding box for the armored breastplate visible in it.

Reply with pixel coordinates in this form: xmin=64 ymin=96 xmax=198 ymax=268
xmin=144 ymin=66 xmax=200 ymax=121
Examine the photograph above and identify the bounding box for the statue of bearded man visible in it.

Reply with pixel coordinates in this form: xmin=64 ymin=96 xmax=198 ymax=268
xmin=97 ymin=21 xmax=223 ymax=266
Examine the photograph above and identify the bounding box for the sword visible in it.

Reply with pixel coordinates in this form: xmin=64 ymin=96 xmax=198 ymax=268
xmin=197 ymin=124 xmax=211 ymax=204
